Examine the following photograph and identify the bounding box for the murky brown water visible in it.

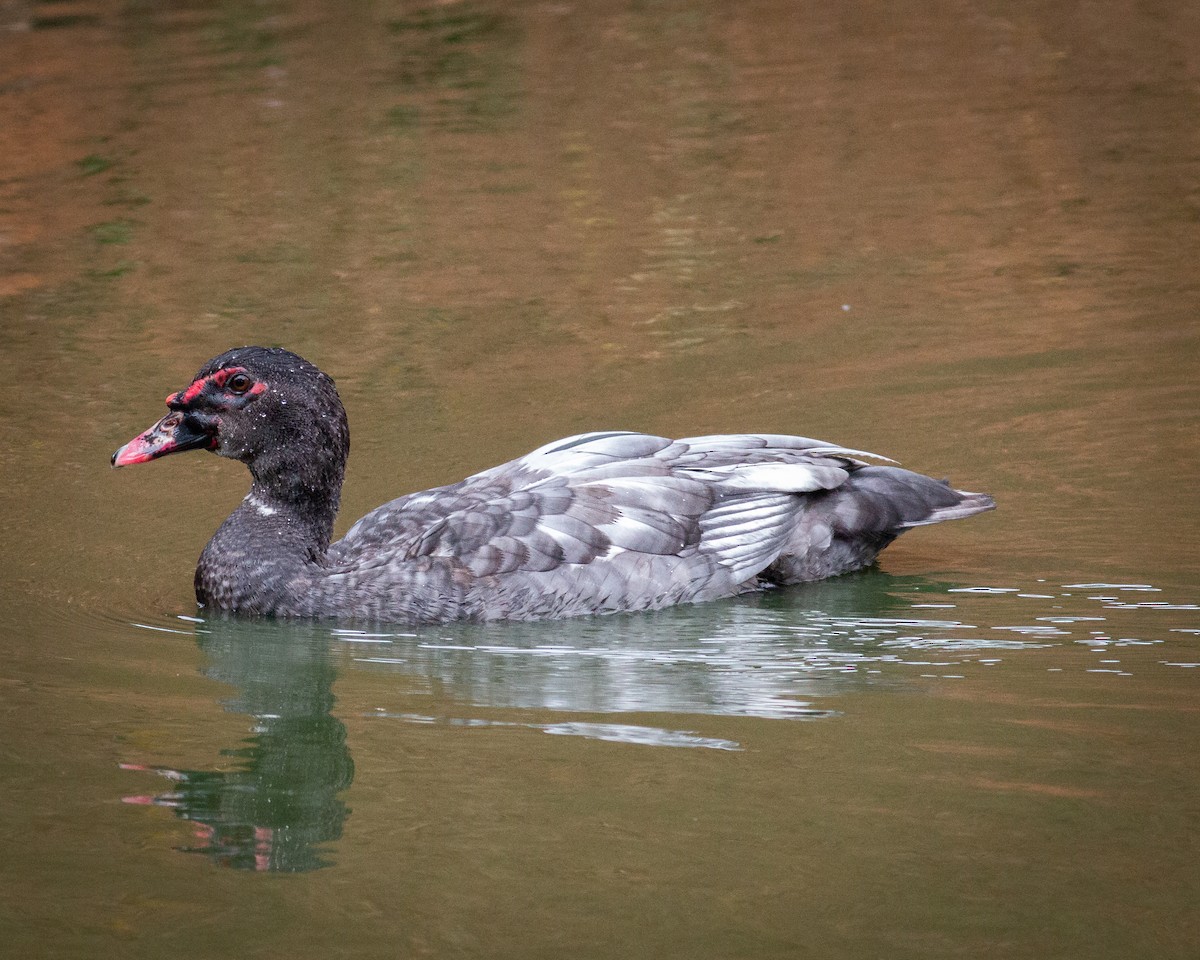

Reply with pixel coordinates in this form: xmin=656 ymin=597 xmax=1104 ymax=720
xmin=2 ymin=0 xmax=1198 ymax=957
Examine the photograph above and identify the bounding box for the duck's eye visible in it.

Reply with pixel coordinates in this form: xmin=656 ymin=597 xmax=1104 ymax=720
xmin=228 ymin=373 xmax=253 ymax=394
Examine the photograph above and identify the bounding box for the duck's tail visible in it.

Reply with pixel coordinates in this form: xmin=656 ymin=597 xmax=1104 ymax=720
xmin=765 ymin=465 xmax=995 ymax=584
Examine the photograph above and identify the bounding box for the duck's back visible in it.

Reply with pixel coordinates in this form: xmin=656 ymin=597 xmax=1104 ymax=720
xmin=313 ymin=431 xmax=991 ymax=623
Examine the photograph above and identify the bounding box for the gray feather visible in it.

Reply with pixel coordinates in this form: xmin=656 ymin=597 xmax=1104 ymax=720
xmin=318 ymin=432 xmax=993 ymax=622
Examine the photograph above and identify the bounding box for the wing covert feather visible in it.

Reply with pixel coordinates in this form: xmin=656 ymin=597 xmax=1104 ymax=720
xmin=332 ymin=430 xmax=868 ymax=580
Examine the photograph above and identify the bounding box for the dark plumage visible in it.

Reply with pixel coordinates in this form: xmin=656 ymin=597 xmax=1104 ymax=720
xmin=113 ymin=347 xmax=995 ymax=623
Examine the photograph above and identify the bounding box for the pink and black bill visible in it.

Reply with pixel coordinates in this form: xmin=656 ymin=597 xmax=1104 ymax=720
xmin=111 ymin=412 xmax=215 ymax=467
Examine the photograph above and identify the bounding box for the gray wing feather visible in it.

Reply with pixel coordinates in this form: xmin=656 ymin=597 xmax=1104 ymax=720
xmin=699 ymin=493 xmax=801 ymax=582
xmin=305 ymin=431 xmax=992 ymax=623
xmin=677 ymin=433 xmax=893 ymax=466
xmin=329 ymin=432 xmax=957 ymax=604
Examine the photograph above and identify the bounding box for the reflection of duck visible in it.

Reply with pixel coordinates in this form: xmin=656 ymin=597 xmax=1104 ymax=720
xmin=118 ymin=570 xmax=991 ymax=865
xmin=344 ymin=570 xmax=975 ymax=718
xmin=113 ymin=346 xmax=993 ymax=623
xmin=122 ymin=622 xmax=352 ymax=872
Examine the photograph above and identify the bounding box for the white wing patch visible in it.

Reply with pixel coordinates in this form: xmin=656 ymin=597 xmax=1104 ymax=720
xmin=516 ymin=432 xmax=674 ymax=474
xmin=682 ymin=461 xmax=848 ymax=493
xmin=599 ymin=510 xmax=688 ymax=555
xmin=687 ymin=457 xmax=855 ymax=581
xmin=699 ymin=493 xmax=800 ymax=581
xmin=678 ymin=434 xmax=896 ymax=464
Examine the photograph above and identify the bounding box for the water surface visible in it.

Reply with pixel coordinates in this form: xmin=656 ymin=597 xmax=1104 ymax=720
xmin=1 ymin=1 xmax=1197 ymax=957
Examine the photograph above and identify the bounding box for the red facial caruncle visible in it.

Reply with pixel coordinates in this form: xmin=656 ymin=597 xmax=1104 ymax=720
xmin=113 ymin=366 xmax=266 ymax=468
xmin=166 ymin=366 xmax=266 ymax=409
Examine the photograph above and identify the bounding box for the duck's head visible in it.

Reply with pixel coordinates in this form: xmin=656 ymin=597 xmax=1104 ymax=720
xmin=112 ymin=347 xmax=350 ymax=488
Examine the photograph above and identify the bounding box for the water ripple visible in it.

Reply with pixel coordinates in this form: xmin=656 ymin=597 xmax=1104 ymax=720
xmin=363 ymin=710 xmax=748 ymax=750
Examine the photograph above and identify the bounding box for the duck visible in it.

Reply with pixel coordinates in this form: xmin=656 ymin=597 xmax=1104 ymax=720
xmin=112 ymin=346 xmax=994 ymax=623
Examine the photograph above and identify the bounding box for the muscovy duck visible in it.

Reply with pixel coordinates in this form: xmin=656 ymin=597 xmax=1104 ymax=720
xmin=112 ymin=347 xmax=994 ymax=623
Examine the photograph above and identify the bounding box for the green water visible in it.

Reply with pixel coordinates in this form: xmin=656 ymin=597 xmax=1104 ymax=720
xmin=1 ymin=1 xmax=1197 ymax=957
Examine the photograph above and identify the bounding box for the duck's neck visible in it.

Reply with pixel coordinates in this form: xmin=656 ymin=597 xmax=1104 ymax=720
xmin=247 ymin=443 xmax=345 ymax=553
xmin=195 ymin=442 xmax=348 ymax=615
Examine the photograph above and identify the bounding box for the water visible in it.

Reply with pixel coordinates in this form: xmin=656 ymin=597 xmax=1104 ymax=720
xmin=1 ymin=0 xmax=1198 ymax=957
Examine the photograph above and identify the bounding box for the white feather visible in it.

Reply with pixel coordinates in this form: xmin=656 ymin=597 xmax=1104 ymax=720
xmin=244 ymin=493 xmax=278 ymax=517
xmin=699 ymin=493 xmax=799 ymax=580
xmin=684 ymin=462 xmax=848 ymax=493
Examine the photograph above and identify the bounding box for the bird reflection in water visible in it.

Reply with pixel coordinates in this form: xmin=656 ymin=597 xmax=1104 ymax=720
xmin=121 ymin=622 xmax=353 ymax=872
xmin=119 ymin=571 xmax=987 ymax=870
